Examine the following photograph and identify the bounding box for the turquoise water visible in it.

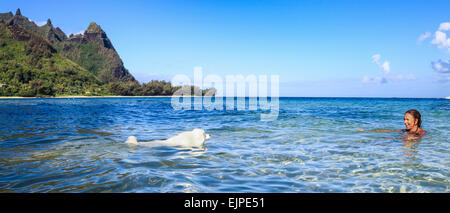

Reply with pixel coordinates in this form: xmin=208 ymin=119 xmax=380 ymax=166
xmin=0 ymin=97 xmax=448 ymax=192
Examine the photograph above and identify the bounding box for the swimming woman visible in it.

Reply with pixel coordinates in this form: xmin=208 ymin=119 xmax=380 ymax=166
xmin=359 ymin=109 xmax=427 ymax=137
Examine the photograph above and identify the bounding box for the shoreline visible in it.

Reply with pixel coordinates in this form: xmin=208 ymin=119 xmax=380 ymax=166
xmin=0 ymin=95 xmax=222 ymax=99
xmin=0 ymin=96 xmax=447 ymax=99
xmin=0 ymin=96 xmax=177 ymax=99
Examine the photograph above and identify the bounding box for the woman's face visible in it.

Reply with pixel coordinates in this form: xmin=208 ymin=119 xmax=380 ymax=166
xmin=404 ymin=113 xmax=417 ymax=130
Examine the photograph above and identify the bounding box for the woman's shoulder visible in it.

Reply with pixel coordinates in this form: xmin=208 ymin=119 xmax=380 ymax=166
xmin=412 ymin=129 xmax=427 ymax=137
xmin=419 ymin=129 xmax=427 ymax=135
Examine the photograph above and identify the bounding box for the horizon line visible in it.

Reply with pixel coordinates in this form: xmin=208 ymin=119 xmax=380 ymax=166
xmin=0 ymin=96 xmax=448 ymax=99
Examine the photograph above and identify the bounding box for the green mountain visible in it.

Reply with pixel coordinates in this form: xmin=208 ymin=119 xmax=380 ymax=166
xmin=0 ymin=9 xmax=135 ymax=84
xmin=0 ymin=20 xmax=108 ymax=97
xmin=0 ymin=9 xmax=214 ymax=97
xmin=55 ymin=22 xmax=135 ymax=83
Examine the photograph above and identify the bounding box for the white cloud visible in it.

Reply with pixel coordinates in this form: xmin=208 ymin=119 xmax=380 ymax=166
xmin=431 ymin=59 xmax=450 ymax=73
xmin=363 ymin=54 xmax=416 ymax=84
xmin=417 ymin=32 xmax=431 ymax=44
xmin=431 ymin=30 xmax=450 ymax=50
xmin=433 ymin=62 xmax=445 ymax=72
xmin=365 ymin=54 xmax=390 ymax=84
xmin=372 ymin=54 xmax=390 ymax=74
xmin=430 ymin=22 xmax=450 ymax=51
xmin=382 ymin=61 xmax=390 ymax=74
xmin=372 ymin=54 xmax=381 ymax=64
xmin=431 ymin=60 xmax=450 ymax=84
xmin=438 ymin=22 xmax=450 ymax=31
xmin=421 ymin=23 xmax=450 ymax=85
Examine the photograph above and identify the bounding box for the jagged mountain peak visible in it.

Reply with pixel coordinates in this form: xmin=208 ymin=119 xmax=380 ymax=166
xmin=86 ymin=22 xmax=103 ymax=33
xmin=1 ymin=12 xmax=13 ymax=19
xmin=1 ymin=9 xmax=136 ymax=84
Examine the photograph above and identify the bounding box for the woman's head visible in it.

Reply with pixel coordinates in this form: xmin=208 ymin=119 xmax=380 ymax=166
xmin=404 ymin=109 xmax=422 ymax=130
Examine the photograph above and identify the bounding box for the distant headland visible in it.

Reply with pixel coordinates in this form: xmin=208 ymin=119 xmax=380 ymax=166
xmin=0 ymin=9 xmax=213 ymax=98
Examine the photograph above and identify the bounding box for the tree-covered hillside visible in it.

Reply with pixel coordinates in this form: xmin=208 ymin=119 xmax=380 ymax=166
xmin=0 ymin=9 xmax=214 ymax=97
xmin=0 ymin=21 xmax=109 ymax=97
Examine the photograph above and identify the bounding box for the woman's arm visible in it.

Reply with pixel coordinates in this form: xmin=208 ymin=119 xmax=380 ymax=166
xmin=358 ymin=129 xmax=404 ymax=132
xmin=375 ymin=129 xmax=403 ymax=133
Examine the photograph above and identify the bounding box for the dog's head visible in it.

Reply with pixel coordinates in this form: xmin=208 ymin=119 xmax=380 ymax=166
xmin=192 ymin=129 xmax=211 ymax=146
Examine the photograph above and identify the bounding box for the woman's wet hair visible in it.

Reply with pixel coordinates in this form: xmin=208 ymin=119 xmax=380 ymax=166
xmin=405 ymin=109 xmax=422 ymax=128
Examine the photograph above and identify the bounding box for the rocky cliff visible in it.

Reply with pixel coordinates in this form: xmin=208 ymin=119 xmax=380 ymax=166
xmin=0 ymin=9 xmax=136 ymax=84
xmin=0 ymin=20 xmax=107 ymax=97
xmin=56 ymin=22 xmax=135 ymax=83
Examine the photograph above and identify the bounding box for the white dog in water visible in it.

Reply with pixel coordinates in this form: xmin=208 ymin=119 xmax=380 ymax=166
xmin=126 ymin=129 xmax=210 ymax=148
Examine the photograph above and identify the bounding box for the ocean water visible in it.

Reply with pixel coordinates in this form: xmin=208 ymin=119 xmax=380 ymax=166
xmin=0 ymin=97 xmax=448 ymax=193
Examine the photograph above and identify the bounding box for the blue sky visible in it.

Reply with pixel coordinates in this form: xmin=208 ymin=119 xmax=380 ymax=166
xmin=2 ymin=0 xmax=450 ymax=97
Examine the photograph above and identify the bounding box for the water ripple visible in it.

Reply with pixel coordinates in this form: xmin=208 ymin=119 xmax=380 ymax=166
xmin=0 ymin=98 xmax=448 ymax=192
